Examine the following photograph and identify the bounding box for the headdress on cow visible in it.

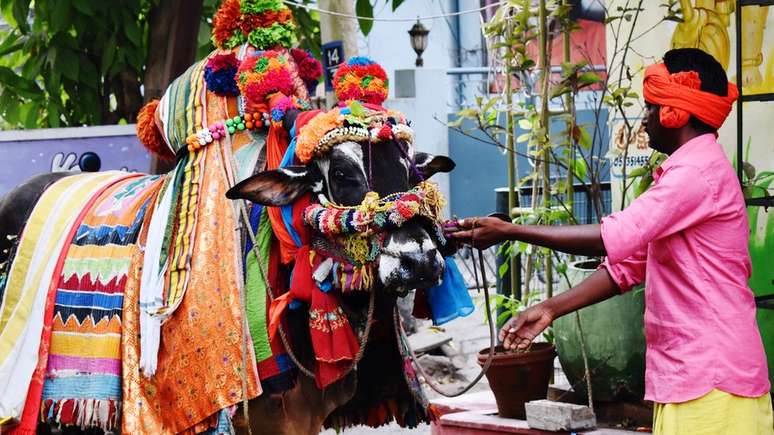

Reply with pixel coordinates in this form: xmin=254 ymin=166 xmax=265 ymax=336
xmin=294 ymin=102 xmax=414 ymax=164
xmin=212 ymin=0 xmax=296 ymax=50
xmin=333 ymin=56 xmax=389 ymax=106
xmin=643 ymin=62 xmax=738 ymax=129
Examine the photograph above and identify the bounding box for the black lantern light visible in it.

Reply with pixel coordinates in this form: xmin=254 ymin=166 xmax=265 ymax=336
xmin=408 ymin=19 xmax=429 ymax=67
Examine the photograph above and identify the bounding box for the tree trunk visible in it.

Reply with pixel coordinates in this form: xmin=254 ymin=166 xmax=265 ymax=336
xmin=318 ymin=0 xmax=359 ymax=108
xmin=143 ymin=0 xmax=204 ymax=173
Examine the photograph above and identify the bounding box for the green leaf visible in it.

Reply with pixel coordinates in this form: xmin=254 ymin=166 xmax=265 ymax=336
xmin=101 ymin=36 xmax=116 ymax=76
xmin=71 ymin=0 xmax=93 ymax=15
xmin=498 ymin=262 xmax=509 ymax=279
xmin=577 ymin=72 xmax=602 ymax=87
xmin=392 ymin=0 xmax=405 ymax=11
xmin=634 ymin=174 xmax=654 ymax=197
xmin=627 ymin=166 xmax=649 ymax=178
xmin=79 ymin=58 xmax=98 ymax=88
xmin=0 ymin=66 xmax=41 ymax=98
xmin=50 ymin=0 xmax=71 ymax=33
xmin=58 ymin=50 xmax=79 ymax=81
xmin=572 ymin=157 xmax=588 ymax=180
xmin=355 ymin=0 xmax=373 ymax=36
xmin=12 ymin=0 xmax=29 ymax=33
xmin=516 ymin=133 xmax=530 ymax=143
xmin=124 ymin=19 xmax=142 ymax=47
xmin=518 ymin=118 xmax=531 ymax=130
xmin=574 ymin=125 xmax=592 ymax=149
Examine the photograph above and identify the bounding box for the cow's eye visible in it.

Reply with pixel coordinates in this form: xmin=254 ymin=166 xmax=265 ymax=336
xmin=333 ymin=169 xmax=346 ymax=180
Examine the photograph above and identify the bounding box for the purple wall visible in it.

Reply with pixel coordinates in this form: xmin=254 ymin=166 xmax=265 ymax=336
xmin=0 ymin=126 xmax=152 ymax=195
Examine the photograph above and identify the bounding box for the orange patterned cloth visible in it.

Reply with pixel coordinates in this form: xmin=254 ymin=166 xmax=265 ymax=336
xmin=122 ymin=142 xmax=261 ymax=434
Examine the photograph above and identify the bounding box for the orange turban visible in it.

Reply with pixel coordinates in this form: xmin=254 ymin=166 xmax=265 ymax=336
xmin=643 ymin=63 xmax=738 ymax=129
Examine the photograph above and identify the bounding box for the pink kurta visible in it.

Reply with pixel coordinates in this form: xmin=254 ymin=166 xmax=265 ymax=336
xmin=601 ymin=133 xmax=770 ymax=404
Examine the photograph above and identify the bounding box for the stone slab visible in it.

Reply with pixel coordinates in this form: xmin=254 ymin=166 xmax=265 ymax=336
xmin=432 ymin=410 xmax=650 ymax=435
xmin=525 ymin=400 xmax=596 ymax=432
xmin=408 ymin=328 xmax=453 ymax=353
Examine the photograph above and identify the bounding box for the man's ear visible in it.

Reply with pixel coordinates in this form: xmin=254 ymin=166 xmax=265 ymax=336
xmin=411 ymin=152 xmax=456 ymax=184
xmin=226 ymin=166 xmax=319 ymax=206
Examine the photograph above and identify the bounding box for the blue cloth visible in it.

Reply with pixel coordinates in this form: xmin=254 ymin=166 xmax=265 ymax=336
xmin=425 ymin=257 xmax=474 ymax=326
xmin=279 ymin=136 xmax=303 ymax=248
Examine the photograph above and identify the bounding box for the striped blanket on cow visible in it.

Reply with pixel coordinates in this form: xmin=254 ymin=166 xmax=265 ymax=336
xmin=0 ymin=171 xmax=152 ymax=431
xmin=39 ymin=174 xmax=162 ymax=430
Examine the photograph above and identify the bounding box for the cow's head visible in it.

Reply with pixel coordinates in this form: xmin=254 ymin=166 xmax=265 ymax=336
xmin=226 ymin=110 xmax=455 ymax=295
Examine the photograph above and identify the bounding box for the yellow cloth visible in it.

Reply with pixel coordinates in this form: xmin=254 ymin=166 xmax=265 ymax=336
xmin=654 ymin=389 xmax=774 ymax=435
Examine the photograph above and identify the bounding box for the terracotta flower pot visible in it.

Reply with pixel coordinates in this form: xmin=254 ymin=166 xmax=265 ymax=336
xmin=477 ymin=342 xmax=556 ymax=419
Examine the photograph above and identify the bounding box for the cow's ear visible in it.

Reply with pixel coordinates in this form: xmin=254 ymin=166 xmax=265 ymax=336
xmin=226 ymin=166 xmax=318 ymax=206
xmin=411 ymin=152 xmax=456 ymax=184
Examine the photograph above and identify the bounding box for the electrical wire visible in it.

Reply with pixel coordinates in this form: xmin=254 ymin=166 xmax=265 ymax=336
xmin=283 ymin=0 xmax=503 ymax=22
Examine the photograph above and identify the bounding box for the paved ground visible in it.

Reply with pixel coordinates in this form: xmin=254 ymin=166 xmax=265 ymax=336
xmin=320 ymin=287 xmax=566 ymax=434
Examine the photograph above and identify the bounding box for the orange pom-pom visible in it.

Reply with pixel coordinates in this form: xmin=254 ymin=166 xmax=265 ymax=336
xmin=136 ymin=100 xmax=174 ymax=161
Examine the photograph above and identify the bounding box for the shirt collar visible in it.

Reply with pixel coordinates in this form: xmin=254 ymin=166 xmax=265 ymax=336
xmin=653 ymin=133 xmax=716 ymax=181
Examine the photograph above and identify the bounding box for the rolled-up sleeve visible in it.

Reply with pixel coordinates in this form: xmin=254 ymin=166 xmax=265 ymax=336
xmin=600 ymin=164 xmax=716 ymax=264
xmin=601 ymin=247 xmax=646 ymax=293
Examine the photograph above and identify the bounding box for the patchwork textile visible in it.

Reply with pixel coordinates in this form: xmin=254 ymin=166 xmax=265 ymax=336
xmin=0 ymin=171 xmax=131 ymax=428
xmin=39 ymin=174 xmax=162 ymax=431
xmin=122 ymin=141 xmax=261 ymax=434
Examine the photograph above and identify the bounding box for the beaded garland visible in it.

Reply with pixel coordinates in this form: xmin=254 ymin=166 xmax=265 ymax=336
xmin=295 ymin=102 xmax=415 ymax=164
xmin=184 ymin=114 xmax=268 ymax=152
xmin=304 ymin=182 xmax=446 ymax=292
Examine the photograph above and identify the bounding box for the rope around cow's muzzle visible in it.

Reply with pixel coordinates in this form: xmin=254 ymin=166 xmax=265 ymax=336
xmin=395 ymin=243 xmax=497 ymax=398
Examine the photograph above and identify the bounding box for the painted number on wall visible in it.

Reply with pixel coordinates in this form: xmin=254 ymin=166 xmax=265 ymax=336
xmin=322 ymin=40 xmax=345 ymax=92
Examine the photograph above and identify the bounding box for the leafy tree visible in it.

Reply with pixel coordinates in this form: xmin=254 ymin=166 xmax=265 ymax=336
xmin=0 ymin=0 xmax=398 ymax=130
xmin=0 ymin=0 xmax=214 ymax=129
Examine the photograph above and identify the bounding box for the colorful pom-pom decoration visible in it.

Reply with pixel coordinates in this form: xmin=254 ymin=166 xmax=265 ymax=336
xmin=291 ymin=48 xmax=323 ymax=94
xmin=236 ymin=50 xmax=295 ymax=112
xmin=333 ymin=56 xmax=389 ymax=106
xmin=136 ymin=100 xmax=175 ymax=161
xmin=212 ymin=0 xmax=297 ymax=50
xmin=204 ymin=53 xmax=241 ymax=96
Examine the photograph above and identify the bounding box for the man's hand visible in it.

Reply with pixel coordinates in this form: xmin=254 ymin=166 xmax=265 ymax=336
xmin=445 ymin=216 xmax=511 ymax=250
xmin=499 ymin=304 xmax=555 ymax=351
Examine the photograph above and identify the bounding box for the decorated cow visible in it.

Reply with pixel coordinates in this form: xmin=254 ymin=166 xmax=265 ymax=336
xmin=0 ymin=2 xmax=473 ymax=434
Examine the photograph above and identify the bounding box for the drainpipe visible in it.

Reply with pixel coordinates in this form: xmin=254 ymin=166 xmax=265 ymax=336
xmin=452 ymin=0 xmax=462 ymax=108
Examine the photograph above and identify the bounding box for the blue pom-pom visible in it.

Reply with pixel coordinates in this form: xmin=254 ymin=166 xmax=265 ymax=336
xmin=204 ymin=66 xmax=240 ymax=96
xmin=347 ymin=56 xmax=375 ymax=66
xmin=340 ymin=107 xmax=351 ymax=115
xmin=271 ymin=108 xmax=285 ymax=122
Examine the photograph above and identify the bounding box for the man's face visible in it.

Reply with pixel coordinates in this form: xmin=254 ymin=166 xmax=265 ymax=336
xmin=642 ymin=102 xmax=669 ymax=154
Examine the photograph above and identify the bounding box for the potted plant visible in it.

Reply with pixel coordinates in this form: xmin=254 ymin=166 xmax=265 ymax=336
xmin=477 ymin=293 xmax=556 ymax=419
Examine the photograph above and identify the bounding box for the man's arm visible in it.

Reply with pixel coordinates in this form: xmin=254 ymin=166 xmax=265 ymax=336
xmin=499 ymin=267 xmax=619 ymax=350
xmin=447 ymin=216 xmax=605 ymax=256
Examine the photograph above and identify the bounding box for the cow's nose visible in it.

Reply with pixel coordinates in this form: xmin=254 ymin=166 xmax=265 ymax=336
xmin=403 ymin=248 xmax=443 ymax=287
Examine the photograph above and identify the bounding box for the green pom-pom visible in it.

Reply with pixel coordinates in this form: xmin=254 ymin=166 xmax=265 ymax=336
xmin=247 ymin=22 xmax=296 ymax=49
xmin=228 ymin=126 xmax=236 ymax=134
xmin=240 ymin=0 xmax=283 ymax=14
xmin=237 ymin=123 xmax=246 ymax=130
xmin=233 ymin=116 xmax=242 ymax=124
xmin=226 ymin=119 xmax=234 ymax=127
xmin=256 ymin=57 xmax=269 ymax=73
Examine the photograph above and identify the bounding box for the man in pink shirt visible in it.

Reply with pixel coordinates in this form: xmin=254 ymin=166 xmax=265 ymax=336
xmin=448 ymin=48 xmax=772 ymax=433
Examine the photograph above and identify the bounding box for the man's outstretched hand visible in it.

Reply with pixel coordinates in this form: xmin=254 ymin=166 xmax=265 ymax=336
xmin=499 ymin=304 xmax=555 ymax=351
xmin=444 ymin=216 xmax=511 ymax=250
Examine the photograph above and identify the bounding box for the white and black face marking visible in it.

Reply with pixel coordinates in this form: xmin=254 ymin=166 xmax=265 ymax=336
xmin=312 ymin=139 xmax=445 ymax=293
xmin=378 ymin=226 xmax=445 ymax=295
